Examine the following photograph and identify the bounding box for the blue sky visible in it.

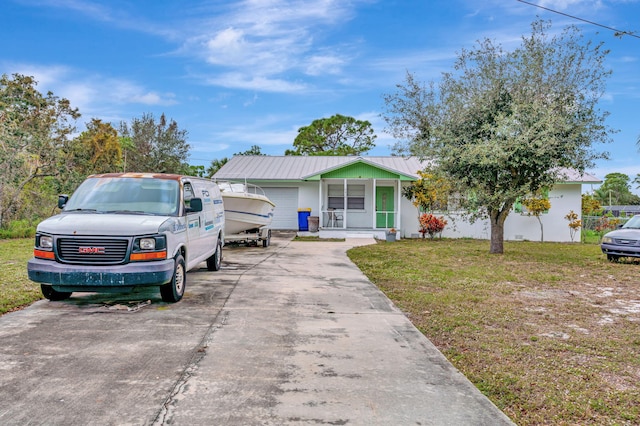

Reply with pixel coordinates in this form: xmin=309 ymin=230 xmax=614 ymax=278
xmin=2 ymin=0 xmax=639 ymax=189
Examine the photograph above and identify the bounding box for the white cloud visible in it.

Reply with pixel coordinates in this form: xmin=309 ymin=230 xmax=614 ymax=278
xmin=537 ymin=0 xmax=604 ymax=10
xmin=205 ymin=72 xmax=308 ymax=93
xmin=305 ymin=54 xmax=345 ymax=76
xmin=178 ymin=0 xmax=364 ymax=91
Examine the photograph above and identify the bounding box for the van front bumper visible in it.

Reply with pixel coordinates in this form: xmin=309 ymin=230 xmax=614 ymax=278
xmin=27 ymin=258 xmax=175 ymax=292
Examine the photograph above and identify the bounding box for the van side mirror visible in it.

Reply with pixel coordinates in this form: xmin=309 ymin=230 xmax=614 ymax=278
xmin=58 ymin=195 xmax=69 ymax=209
xmin=186 ymin=197 xmax=203 ymax=213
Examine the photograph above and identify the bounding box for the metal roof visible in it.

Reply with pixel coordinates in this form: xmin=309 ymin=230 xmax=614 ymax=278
xmin=555 ymin=168 xmax=601 ymax=184
xmin=213 ymin=156 xmax=601 ymax=183
xmin=213 ymin=156 xmax=425 ymax=180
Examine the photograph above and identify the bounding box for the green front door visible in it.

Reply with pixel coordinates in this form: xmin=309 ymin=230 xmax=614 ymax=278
xmin=376 ymin=186 xmax=395 ymax=228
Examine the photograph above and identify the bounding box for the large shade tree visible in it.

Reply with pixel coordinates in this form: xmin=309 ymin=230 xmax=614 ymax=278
xmin=286 ymin=114 xmax=376 ymax=156
xmin=0 ymin=73 xmax=80 ymax=227
xmin=119 ymin=113 xmax=190 ymax=174
xmin=594 ymin=172 xmax=640 ymax=205
xmin=62 ymin=119 xmax=122 ymax=192
xmin=383 ymin=20 xmax=612 ymax=253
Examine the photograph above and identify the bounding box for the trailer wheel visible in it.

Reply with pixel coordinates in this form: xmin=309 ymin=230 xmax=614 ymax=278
xmin=160 ymin=255 xmax=185 ymax=303
xmin=262 ymin=229 xmax=271 ymax=248
xmin=207 ymin=238 xmax=223 ymax=271
xmin=41 ymin=284 xmax=72 ymax=301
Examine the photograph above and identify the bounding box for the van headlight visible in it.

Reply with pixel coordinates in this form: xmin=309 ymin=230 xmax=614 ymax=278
xmin=34 ymin=234 xmax=55 ymax=260
xmin=601 ymin=236 xmax=613 ymax=244
xmin=130 ymin=235 xmax=167 ymax=262
xmin=39 ymin=235 xmax=53 ymax=249
xmin=139 ymin=238 xmax=156 ymax=250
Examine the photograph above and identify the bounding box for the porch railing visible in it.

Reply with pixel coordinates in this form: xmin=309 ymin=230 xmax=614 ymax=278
xmin=375 ymin=210 xmax=396 ymax=229
xmin=322 ymin=209 xmax=344 ymax=228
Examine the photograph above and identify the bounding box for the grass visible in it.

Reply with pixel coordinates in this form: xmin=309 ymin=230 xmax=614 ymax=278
xmin=0 ymin=238 xmax=42 ymax=315
xmin=348 ymin=239 xmax=640 ymax=426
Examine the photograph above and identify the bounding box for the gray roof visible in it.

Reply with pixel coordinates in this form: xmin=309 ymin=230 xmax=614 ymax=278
xmin=213 ymin=156 xmax=425 ymax=180
xmin=555 ymin=168 xmax=601 ymax=184
xmin=213 ymin=155 xmax=601 ymax=183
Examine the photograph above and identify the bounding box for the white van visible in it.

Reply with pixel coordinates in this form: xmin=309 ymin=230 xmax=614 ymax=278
xmin=27 ymin=173 xmax=225 ymax=303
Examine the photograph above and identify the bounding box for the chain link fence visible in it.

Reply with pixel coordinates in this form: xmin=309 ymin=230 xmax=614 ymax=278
xmin=582 ymin=215 xmax=630 ymax=232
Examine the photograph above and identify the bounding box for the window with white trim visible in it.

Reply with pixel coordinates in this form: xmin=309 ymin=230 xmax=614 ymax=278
xmin=327 ymin=184 xmax=365 ymax=210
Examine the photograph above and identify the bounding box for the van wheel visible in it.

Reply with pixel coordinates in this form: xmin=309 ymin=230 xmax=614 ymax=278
xmin=41 ymin=284 xmax=72 ymax=301
xmin=607 ymin=254 xmax=620 ymax=262
xmin=207 ymin=238 xmax=222 ymax=271
xmin=160 ymin=255 xmax=185 ymax=303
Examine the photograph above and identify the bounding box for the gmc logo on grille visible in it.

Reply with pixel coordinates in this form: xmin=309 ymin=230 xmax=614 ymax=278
xmin=78 ymin=246 xmax=106 ymax=254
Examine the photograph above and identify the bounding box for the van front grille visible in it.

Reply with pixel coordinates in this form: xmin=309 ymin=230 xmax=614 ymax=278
xmin=58 ymin=238 xmax=129 ymax=264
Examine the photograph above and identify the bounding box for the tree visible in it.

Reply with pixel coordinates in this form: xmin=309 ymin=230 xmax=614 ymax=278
xmin=185 ymin=165 xmax=205 ymax=177
xmin=119 ymin=113 xmax=189 ymax=174
xmin=402 ymin=169 xmax=451 ymax=213
xmin=58 ymin=118 xmax=122 ymax=194
xmin=0 ymin=73 xmax=80 ymax=227
xmin=237 ymin=145 xmax=264 ymax=156
xmin=582 ymin=193 xmax=602 ymax=215
xmin=285 ymin=114 xmax=376 ymax=156
xmin=206 ymin=145 xmax=264 ymax=178
xmin=521 ymin=196 xmax=551 ymax=242
xmin=206 ymin=158 xmax=229 ymax=178
xmin=564 ymin=210 xmax=581 ymax=242
xmin=594 ymin=172 xmax=640 ymax=205
xmin=383 ymin=20 xmax=612 ymax=253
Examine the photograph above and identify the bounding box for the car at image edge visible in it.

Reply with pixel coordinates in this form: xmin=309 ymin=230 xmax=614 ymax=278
xmin=600 ymin=214 xmax=640 ymax=262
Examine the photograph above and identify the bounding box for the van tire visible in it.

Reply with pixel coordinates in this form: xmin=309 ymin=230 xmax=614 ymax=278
xmin=160 ymin=255 xmax=186 ymax=303
xmin=207 ymin=238 xmax=223 ymax=271
xmin=41 ymin=284 xmax=72 ymax=301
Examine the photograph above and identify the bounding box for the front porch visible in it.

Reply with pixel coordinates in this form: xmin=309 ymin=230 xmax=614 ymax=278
xmin=297 ymin=227 xmax=396 ymax=241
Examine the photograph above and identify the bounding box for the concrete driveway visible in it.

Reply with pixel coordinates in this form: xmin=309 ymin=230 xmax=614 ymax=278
xmin=0 ymin=232 xmax=513 ymax=425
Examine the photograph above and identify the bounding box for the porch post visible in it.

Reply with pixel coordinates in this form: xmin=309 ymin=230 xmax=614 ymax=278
xmin=372 ymin=178 xmax=377 ymax=229
xmin=343 ymin=179 xmax=347 ymax=229
xmin=397 ymin=179 xmax=402 ymax=234
xmin=319 ymin=179 xmax=323 ymax=228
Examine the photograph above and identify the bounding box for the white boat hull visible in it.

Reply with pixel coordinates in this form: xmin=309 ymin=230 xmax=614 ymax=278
xmin=222 ymin=191 xmax=275 ymax=235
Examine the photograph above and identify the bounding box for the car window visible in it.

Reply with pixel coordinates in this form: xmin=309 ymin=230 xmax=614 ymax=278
xmin=622 ymin=215 xmax=640 ymax=229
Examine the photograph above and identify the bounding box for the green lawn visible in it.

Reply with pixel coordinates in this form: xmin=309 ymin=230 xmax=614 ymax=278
xmin=0 ymin=238 xmax=41 ymax=315
xmin=348 ymin=239 xmax=640 ymax=426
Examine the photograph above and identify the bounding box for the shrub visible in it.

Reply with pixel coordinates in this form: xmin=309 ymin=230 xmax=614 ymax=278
xmin=564 ymin=210 xmax=582 ymax=242
xmin=0 ymin=220 xmax=37 ymax=239
xmin=419 ymin=213 xmax=447 ymax=239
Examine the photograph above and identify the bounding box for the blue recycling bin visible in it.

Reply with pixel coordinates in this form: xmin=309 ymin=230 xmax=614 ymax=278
xmin=297 ymin=208 xmax=311 ymax=231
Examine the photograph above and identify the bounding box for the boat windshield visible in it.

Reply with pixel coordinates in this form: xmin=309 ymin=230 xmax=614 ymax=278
xmin=218 ymin=181 xmax=267 ymax=196
xmin=63 ymin=177 xmax=180 ymax=216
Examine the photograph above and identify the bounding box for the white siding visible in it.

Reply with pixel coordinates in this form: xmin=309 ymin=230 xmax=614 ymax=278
xmin=400 ymin=183 xmax=583 ymax=242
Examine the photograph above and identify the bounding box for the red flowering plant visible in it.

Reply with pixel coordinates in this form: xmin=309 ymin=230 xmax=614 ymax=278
xmin=595 ymin=216 xmax=621 ymax=234
xmin=418 ymin=213 xmax=447 ymax=239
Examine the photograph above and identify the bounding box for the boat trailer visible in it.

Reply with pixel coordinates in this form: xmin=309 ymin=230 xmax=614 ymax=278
xmin=224 ymin=227 xmax=271 ymax=247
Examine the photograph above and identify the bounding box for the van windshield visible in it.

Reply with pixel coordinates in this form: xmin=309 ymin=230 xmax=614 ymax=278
xmin=64 ymin=177 xmax=180 ymax=216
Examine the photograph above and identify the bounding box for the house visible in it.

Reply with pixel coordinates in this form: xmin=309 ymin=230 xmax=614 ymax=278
xmin=213 ymin=156 xmax=600 ymax=242
xmin=602 ymin=205 xmax=640 ymax=217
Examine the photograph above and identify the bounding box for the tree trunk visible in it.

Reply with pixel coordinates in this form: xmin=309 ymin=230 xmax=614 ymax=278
xmin=537 ymin=216 xmax=544 ymax=242
xmin=489 ymin=208 xmax=509 ymax=254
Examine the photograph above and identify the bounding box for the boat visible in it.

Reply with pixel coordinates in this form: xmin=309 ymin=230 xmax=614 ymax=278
xmin=217 ymin=181 xmax=276 ymax=236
